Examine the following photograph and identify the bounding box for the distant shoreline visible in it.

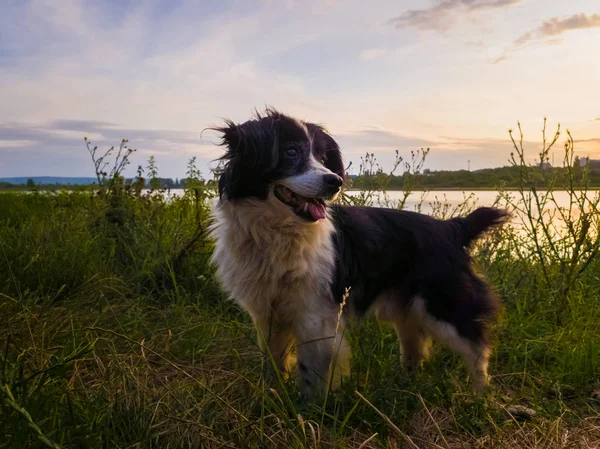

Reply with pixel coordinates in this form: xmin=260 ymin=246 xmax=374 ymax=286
xmin=345 ymin=187 xmax=600 ymax=192
xmin=2 ymin=187 xmax=600 ymax=193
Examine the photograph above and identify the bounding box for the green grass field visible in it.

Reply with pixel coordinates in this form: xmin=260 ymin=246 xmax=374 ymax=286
xmin=1 ymin=127 xmax=600 ymax=448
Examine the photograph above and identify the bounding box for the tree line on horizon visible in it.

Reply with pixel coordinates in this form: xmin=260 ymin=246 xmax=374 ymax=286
xmin=0 ymin=176 xmax=216 ymax=191
xmin=351 ymin=155 xmax=600 ymax=189
xmin=3 ymin=155 xmax=600 ymax=191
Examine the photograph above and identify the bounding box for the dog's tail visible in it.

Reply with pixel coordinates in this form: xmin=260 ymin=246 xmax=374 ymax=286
xmin=452 ymin=207 xmax=510 ymax=247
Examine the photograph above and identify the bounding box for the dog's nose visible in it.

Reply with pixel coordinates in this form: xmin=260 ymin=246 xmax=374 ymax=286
xmin=323 ymin=174 xmax=343 ymax=189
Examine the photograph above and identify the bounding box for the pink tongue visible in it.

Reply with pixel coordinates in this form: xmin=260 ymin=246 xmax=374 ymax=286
xmin=307 ymin=201 xmax=326 ymax=220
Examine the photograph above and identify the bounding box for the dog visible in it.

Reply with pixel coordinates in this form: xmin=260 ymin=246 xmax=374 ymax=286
xmin=209 ymin=108 xmax=509 ymax=399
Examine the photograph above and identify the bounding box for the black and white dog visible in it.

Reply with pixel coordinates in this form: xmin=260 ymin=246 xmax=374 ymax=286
xmin=209 ymin=109 xmax=508 ymax=399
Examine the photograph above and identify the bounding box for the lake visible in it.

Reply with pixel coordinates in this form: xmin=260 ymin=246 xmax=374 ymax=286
xmin=347 ymin=189 xmax=600 ymax=220
xmin=345 ymin=190 xmax=503 ymax=215
xmin=161 ymin=188 xmax=598 ymax=218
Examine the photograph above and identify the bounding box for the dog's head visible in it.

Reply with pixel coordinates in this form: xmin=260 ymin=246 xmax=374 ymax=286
xmin=212 ymin=109 xmax=345 ymax=222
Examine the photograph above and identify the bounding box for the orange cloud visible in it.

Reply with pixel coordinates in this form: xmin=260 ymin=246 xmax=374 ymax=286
xmin=387 ymin=0 xmax=522 ymax=32
xmin=494 ymin=13 xmax=600 ymax=63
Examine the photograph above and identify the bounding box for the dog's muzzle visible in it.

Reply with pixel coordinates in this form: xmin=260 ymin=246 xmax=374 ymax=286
xmin=274 ymin=174 xmax=342 ymax=221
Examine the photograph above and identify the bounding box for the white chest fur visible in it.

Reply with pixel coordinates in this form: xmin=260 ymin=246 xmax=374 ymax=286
xmin=209 ymin=199 xmax=337 ymax=325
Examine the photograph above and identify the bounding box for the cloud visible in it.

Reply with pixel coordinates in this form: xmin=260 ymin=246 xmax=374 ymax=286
xmin=0 ymin=120 xmax=218 ymax=177
xmin=387 ymin=0 xmax=522 ymax=32
xmin=577 ymin=138 xmax=600 ymax=144
xmin=337 ymin=128 xmax=434 ymax=151
xmin=359 ymin=48 xmax=386 ymax=62
xmin=464 ymin=39 xmax=485 ymax=47
xmin=48 ymin=120 xmax=118 ymax=132
xmin=333 ymin=129 xmax=527 ymax=172
xmin=494 ymin=13 xmax=600 ymax=63
xmin=0 ymin=140 xmax=36 ymax=148
xmin=538 ymin=13 xmax=600 ymax=37
xmin=491 ymin=54 xmax=507 ymax=64
xmin=516 ymin=13 xmax=600 ymax=45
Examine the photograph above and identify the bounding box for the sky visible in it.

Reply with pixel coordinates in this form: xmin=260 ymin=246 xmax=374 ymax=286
xmin=0 ymin=0 xmax=599 ymax=178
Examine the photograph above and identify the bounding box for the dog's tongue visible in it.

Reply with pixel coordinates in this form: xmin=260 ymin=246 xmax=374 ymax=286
xmin=307 ymin=201 xmax=326 ymax=220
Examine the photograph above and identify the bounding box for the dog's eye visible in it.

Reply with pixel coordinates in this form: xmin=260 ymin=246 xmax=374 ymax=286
xmin=285 ymin=148 xmax=298 ymax=158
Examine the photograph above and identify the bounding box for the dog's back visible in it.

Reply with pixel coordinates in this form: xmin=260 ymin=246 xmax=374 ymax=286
xmin=329 ymin=205 xmax=507 ymax=392
xmin=330 ymin=204 xmax=507 ymax=321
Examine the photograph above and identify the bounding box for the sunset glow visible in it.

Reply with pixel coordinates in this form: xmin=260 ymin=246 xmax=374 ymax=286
xmin=1 ymin=0 xmax=599 ymax=177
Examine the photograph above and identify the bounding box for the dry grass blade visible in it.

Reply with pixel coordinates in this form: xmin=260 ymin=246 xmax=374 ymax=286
xmin=357 ymin=432 xmax=378 ymax=449
xmin=416 ymin=393 xmax=450 ymax=449
xmin=355 ymin=391 xmax=420 ymax=449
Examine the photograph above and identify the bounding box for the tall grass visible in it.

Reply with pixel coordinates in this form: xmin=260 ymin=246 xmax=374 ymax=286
xmin=1 ymin=123 xmax=599 ymax=448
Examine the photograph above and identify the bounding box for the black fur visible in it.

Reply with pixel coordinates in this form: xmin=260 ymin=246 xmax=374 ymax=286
xmin=212 ymin=108 xmax=509 ymax=364
xmin=210 ymin=109 xmax=344 ymax=200
xmin=330 ymin=206 xmax=508 ymax=344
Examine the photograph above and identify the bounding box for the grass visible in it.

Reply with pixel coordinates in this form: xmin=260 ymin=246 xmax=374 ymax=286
xmin=1 ymin=123 xmax=600 ymax=448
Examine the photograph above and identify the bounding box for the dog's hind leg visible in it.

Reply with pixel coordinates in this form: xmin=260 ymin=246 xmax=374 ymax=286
xmin=294 ymin=308 xmax=350 ymax=400
xmin=394 ymin=316 xmax=431 ymax=371
xmin=412 ymin=297 xmax=491 ymax=394
xmin=374 ymin=292 xmax=431 ymax=371
xmin=464 ymin=345 xmax=490 ymax=394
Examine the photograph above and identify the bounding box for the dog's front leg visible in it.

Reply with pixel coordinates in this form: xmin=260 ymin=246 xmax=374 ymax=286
xmin=294 ymin=308 xmax=350 ymax=400
xmin=254 ymin=313 xmax=295 ymax=378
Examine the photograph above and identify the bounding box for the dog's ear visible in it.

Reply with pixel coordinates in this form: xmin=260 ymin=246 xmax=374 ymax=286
xmin=307 ymin=123 xmax=345 ymax=180
xmin=214 ymin=119 xmax=243 ymax=154
xmin=321 ymin=131 xmax=345 ymax=181
xmin=211 ymin=120 xmax=240 ymax=199
xmin=214 ymin=118 xmax=279 ymax=164
xmin=212 ymin=117 xmax=280 ymax=200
